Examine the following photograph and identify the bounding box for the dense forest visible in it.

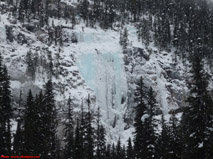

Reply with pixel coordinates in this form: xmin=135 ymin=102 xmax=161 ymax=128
xmin=0 ymin=0 xmax=213 ymax=158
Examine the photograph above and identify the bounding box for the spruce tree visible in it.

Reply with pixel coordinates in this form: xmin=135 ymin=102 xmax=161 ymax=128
xmin=79 ymin=100 xmax=86 ymax=159
xmin=13 ymin=118 xmax=24 ymax=155
xmin=23 ymin=90 xmax=36 ymax=155
xmin=133 ymin=77 xmax=146 ymax=159
xmin=42 ymin=80 xmax=58 ymax=158
xmin=0 ymin=54 xmax=4 ymax=154
xmin=106 ymin=144 xmax=112 ymax=159
xmin=119 ymin=28 xmax=129 ymax=54
xmin=156 ymin=115 xmax=170 ymax=159
xmin=74 ymin=119 xmax=82 ymax=159
xmin=13 ymin=90 xmax=24 ymax=155
xmin=79 ymin=0 xmax=89 ymax=22
xmin=84 ymin=94 xmax=94 ymax=159
xmin=2 ymin=66 xmax=12 ymax=155
xmin=116 ymin=138 xmax=122 ymax=159
xmin=111 ymin=143 xmax=116 ymax=159
xmin=34 ymin=91 xmax=45 ymax=156
xmin=96 ymin=107 xmax=106 ymax=159
xmin=0 ymin=55 xmax=12 ymax=155
xmin=126 ymin=138 xmax=134 ymax=159
xmin=64 ymin=96 xmax=75 ymax=159
xmin=168 ymin=114 xmax=182 ymax=159
xmin=181 ymin=54 xmax=213 ymax=159
xmin=144 ymin=87 xmax=159 ymax=159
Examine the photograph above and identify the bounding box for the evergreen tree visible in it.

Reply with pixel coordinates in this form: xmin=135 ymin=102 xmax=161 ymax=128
xmin=23 ymin=90 xmax=37 ymax=155
xmin=0 ymin=54 xmax=12 ymax=155
xmin=13 ymin=118 xmax=24 ymax=155
xmin=111 ymin=143 xmax=116 ymax=159
xmin=96 ymin=107 xmax=106 ymax=159
xmin=13 ymin=90 xmax=24 ymax=155
xmin=0 ymin=54 xmax=4 ymax=154
xmin=119 ymin=28 xmax=129 ymax=54
xmin=79 ymin=100 xmax=86 ymax=159
xmin=34 ymin=91 xmax=45 ymax=156
xmin=106 ymin=144 xmax=112 ymax=159
xmin=144 ymin=87 xmax=159 ymax=159
xmin=84 ymin=94 xmax=94 ymax=159
xmin=156 ymin=115 xmax=170 ymax=159
xmin=42 ymin=80 xmax=58 ymax=158
xmin=168 ymin=114 xmax=182 ymax=159
xmin=181 ymin=54 xmax=213 ymax=159
xmin=64 ymin=96 xmax=75 ymax=159
xmin=26 ymin=51 xmax=36 ymax=79
xmin=74 ymin=119 xmax=82 ymax=159
xmin=79 ymin=0 xmax=89 ymax=22
xmin=116 ymin=138 xmax=122 ymax=159
xmin=18 ymin=0 xmax=31 ymax=22
xmin=2 ymin=66 xmax=12 ymax=155
xmin=126 ymin=138 xmax=134 ymax=159
xmin=133 ymin=77 xmax=146 ymax=159
xmin=121 ymin=145 xmax=126 ymax=159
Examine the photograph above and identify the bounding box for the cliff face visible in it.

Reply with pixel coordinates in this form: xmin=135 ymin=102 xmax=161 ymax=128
xmin=1 ymin=1 xmax=213 ymax=144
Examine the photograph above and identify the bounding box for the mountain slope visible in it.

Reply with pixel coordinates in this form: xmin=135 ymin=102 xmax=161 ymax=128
xmin=1 ymin=0 xmax=213 ymax=145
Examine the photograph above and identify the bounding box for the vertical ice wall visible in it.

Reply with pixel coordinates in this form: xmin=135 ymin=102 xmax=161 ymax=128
xmin=78 ymin=52 xmax=128 ymax=126
xmin=75 ymin=28 xmax=128 ymax=141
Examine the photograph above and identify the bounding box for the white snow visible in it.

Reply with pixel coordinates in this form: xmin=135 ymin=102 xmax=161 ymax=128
xmin=198 ymin=142 xmax=203 ymax=148
xmin=0 ymin=18 xmax=6 ymax=44
xmin=141 ymin=114 xmax=150 ymax=122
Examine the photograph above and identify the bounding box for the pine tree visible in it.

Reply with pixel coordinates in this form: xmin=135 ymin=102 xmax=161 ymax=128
xmin=79 ymin=100 xmax=86 ymax=159
xmin=126 ymin=138 xmax=134 ymax=159
xmin=64 ymin=96 xmax=75 ymax=159
xmin=112 ymin=143 xmax=116 ymax=159
xmin=13 ymin=119 xmax=24 ymax=155
xmin=168 ymin=114 xmax=182 ymax=159
xmin=42 ymin=80 xmax=58 ymax=158
xmin=74 ymin=119 xmax=82 ymax=159
xmin=96 ymin=107 xmax=106 ymax=159
xmin=116 ymin=138 xmax=122 ymax=159
xmin=26 ymin=51 xmax=36 ymax=79
xmin=0 ymin=54 xmax=12 ymax=155
xmin=106 ymin=144 xmax=112 ymax=159
xmin=0 ymin=54 xmax=4 ymax=154
xmin=84 ymin=94 xmax=94 ymax=159
xmin=144 ymin=87 xmax=159 ymax=159
xmin=18 ymin=0 xmax=31 ymax=22
xmin=13 ymin=90 xmax=24 ymax=155
xmin=181 ymin=54 xmax=213 ymax=159
xmin=2 ymin=66 xmax=12 ymax=155
xmin=120 ymin=28 xmax=129 ymax=53
xmin=34 ymin=91 xmax=45 ymax=156
xmin=79 ymin=0 xmax=89 ymax=22
xmin=156 ymin=115 xmax=170 ymax=159
xmin=133 ymin=77 xmax=146 ymax=159
xmin=121 ymin=145 xmax=126 ymax=159
xmin=23 ymin=90 xmax=36 ymax=155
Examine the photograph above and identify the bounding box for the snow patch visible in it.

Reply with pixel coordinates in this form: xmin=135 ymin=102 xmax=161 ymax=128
xmin=141 ymin=114 xmax=150 ymax=122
